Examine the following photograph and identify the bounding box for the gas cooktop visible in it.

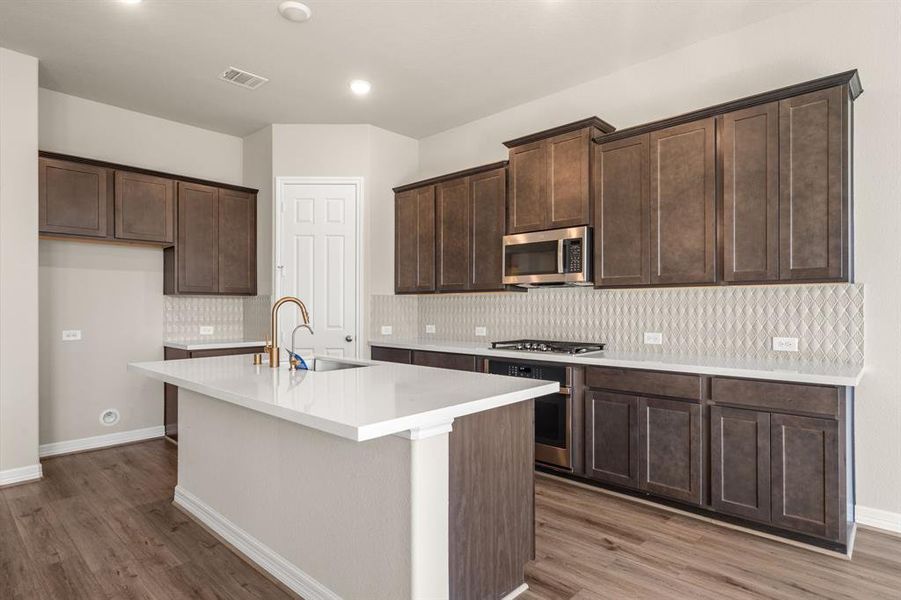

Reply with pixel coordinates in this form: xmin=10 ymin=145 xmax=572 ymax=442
xmin=490 ymin=339 xmax=605 ymax=355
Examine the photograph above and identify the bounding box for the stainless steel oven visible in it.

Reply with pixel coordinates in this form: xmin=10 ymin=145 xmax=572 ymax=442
xmin=486 ymin=359 xmax=583 ymax=473
xmin=502 ymin=226 xmax=591 ymax=287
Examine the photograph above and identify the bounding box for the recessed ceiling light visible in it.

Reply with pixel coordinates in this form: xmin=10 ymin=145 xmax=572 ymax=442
xmin=278 ymin=1 xmax=312 ymax=22
xmin=349 ymin=79 xmax=371 ymax=96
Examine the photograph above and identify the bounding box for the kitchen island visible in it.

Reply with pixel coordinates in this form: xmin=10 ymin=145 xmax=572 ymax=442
xmin=129 ymin=354 xmax=558 ymax=600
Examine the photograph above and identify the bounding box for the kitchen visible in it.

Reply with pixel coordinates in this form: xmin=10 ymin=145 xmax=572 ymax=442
xmin=0 ymin=1 xmax=899 ymax=600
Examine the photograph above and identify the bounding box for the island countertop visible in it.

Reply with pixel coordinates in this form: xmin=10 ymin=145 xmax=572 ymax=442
xmin=129 ymin=354 xmax=558 ymax=441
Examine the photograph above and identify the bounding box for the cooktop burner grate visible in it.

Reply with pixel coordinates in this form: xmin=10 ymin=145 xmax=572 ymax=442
xmin=491 ymin=339 xmax=605 ymax=355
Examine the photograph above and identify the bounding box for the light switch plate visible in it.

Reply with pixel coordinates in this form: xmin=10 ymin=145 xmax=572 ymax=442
xmin=644 ymin=332 xmax=663 ymax=345
xmin=62 ymin=329 xmax=82 ymax=342
xmin=772 ymin=337 xmax=799 ymax=352
xmin=475 ymin=326 xmax=487 ymax=337
xmin=199 ymin=326 xmax=215 ymax=336
xmin=380 ymin=325 xmax=393 ymax=335
xmin=425 ymin=324 xmax=436 ymax=334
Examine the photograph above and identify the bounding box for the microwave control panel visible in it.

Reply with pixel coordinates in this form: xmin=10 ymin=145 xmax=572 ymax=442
xmin=563 ymin=239 xmax=582 ymax=273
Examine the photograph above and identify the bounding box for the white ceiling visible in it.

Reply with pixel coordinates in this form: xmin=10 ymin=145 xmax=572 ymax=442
xmin=0 ymin=1 xmax=804 ymax=139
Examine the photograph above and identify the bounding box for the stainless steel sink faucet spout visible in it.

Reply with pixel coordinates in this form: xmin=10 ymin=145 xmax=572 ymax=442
xmin=268 ymin=296 xmax=314 ymax=368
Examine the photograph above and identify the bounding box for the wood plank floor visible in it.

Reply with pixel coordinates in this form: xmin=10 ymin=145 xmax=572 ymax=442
xmin=2 ymin=440 xmax=900 ymax=599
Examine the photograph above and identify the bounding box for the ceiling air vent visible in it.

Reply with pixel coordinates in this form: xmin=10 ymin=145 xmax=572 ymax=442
xmin=219 ymin=67 xmax=269 ymax=90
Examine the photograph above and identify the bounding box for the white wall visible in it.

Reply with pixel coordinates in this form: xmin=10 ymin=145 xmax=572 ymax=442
xmin=243 ymin=125 xmax=274 ymax=295
xmin=250 ymin=124 xmax=418 ymax=350
xmin=417 ymin=1 xmax=901 ymax=518
xmin=38 ymin=90 xmax=244 ymax=446
xmin=0 ymin=48 xmax=40 ymax=477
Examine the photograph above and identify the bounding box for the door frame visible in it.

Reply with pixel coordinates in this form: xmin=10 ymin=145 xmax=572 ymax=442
xmin=274 ymin=176 xmax=365 ymax=358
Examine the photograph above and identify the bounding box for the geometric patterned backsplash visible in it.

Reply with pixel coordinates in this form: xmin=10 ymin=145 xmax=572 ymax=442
xmin=163 ymin=296 xmax=247 ymax=342
xmin=370 ymin=283 xmax=864 ymax=365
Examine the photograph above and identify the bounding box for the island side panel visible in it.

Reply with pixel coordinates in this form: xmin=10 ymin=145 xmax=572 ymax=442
xmin=175 ymin=389 xmax=419 ymax=599
xmin=449 ymin=399 xmax=535 ymax=600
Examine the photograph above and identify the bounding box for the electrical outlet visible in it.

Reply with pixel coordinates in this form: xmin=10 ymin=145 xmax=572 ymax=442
xmin=772 ymin=337 xmax=799 ymax=352
xmin=199 ymin=326 xmax=215 ymax=336
xmin=61 ymin=329 xmax=82 ymax=341
xmin=380 ymin=325 xmax=393 ymax=336
xmin=475 ymin=326 xmax=487 ymax=337
xmin=425 ymin=324 xmax=436 ymax=334
xmin=644 ymin=332 xmax=663 ymax=345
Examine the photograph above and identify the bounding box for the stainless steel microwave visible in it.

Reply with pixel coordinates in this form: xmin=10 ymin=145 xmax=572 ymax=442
xmin=502 ymin=226 xmax=592 ymax=287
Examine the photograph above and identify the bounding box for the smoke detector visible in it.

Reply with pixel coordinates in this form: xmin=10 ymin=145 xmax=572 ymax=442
xmin=278 ymin=1 xmax=312 ymax=22
xmin=219 ymin=67 xmax=269 ymax=90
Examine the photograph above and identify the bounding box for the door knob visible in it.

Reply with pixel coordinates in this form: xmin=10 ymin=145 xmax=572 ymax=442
xmin=345 ymin=335 xmax=354 ymax=342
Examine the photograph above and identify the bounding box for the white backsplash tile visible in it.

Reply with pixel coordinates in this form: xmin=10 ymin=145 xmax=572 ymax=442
xmin=164 ymin=296 xmax=245 ymax=342
xmin=369 ymin=283 xmax=864 ymax=365
xmin=242 ymin=295 xmax=272 ymax=342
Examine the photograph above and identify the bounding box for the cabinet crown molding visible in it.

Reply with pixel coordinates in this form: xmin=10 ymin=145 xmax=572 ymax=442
xmin=392 ymin=160 xmax=508 ymax=193
xmin=503 ymin=116 xmax=616 ymax=148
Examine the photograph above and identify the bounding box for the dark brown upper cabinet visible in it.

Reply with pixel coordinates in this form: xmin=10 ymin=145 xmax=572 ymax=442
xmin=779 ymin=86 xmax=848 ymax=281
xmin=395 ymin=162 xmax=507 ymax=294
xmin=114 ymin=170 xmax=175 ymax=244
xmin=721 ymin=102 xmax=779 ymax=282
xmin=39 ymin=157 xmax=111 ymax=238
xmin=650 ymin=117 xmax=716 ymax=285
xmin=395 ymin=185 xmax=436 ymax=293
xmin=504 ymin=117 xmax=615 ymax=234
xmin=172 ymin=182 xmax=220 ymax=294
xmin=469 ymin=167 xmax=507 ymax=291
xmin=218 ymin=188 xmax=257 ymax=295
xmin=710 ymin=406 xmax=772 ymax=523
xmin=436 ymin=177 xmax=472 ymax=292
xmin=593 ymin=134 xmax=650 ymax=286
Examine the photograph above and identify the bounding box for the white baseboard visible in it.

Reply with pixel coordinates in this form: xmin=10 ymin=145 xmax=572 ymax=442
xmin=0 ymin=463 xmax=43 ymax=487
xmin=856 ymin=505 xmax=901 ymax=534
xmin=173 ymin=486 xmax=340 ymax=600
xmin=501 ymin=583 xmax=529 ymax=600
xmin=39 ymin=425 xmax=165 ymax=458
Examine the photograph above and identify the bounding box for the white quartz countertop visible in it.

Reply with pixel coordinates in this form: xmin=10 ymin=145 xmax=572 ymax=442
xmin=129 ymin=354 xmax=558 ymax=441
xmin=369 ymin=339 xmax=865 ymax=386
xmin=164 ymin=340 xmax=266 ymax=351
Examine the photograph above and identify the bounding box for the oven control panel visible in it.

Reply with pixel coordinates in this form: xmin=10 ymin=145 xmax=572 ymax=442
xmin=487 ymin=361 xmax=567 ymax=385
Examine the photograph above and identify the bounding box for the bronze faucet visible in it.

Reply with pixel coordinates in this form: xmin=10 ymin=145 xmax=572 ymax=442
xmin=268 ymin=296 xmax=313 ymax=368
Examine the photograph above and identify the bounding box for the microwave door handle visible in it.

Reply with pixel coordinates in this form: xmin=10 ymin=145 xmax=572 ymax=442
xmin=557 ymin=239 xmax=565 ymax=274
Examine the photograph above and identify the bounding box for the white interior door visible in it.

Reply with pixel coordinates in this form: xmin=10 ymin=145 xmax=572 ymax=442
xmin=277 ymin=181 xmax=358 ymax=359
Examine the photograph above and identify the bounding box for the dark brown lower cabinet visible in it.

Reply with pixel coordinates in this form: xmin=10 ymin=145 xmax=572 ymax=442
xmin=370 ymin=345 xmax=412 ymax=364
xmin=163 ymin=345 xmax=264 ymax=442
xmin=771 ymin=413 xmax=840 ymax=540
xmin=638 ymin=397 xmax=703 ymax=505
xmin=584 ymin=392 xmax=639 ymax=488
xmin=711 ymin=406 xmax=771 ymax=523
xmin=412 ymin=350 xmax=477 ymax=372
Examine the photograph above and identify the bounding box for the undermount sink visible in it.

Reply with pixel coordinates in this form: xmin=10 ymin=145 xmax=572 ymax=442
xmin=309 ymin=358 xmax=369 ymax=372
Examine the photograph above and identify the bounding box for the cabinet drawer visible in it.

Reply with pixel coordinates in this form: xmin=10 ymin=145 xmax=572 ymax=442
xmin=189 ymin=347 xmax=264 ymax=359
xmin=710 ymin=377 xmax=840 ymax=418
xmin=371 ymin=346 xmax=412 ymax=364
xmin=412 ymin=350 xmax=477 ymax=372
xmin=586 ymin=367 xmax=702 ymax=401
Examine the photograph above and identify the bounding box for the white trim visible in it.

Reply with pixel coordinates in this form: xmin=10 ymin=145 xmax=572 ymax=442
xmin=274 ymin=176 xmax=365 ymax=358
xmin=174 ymin=485 xmax=340 ymax=600
xmin=500 ymin=583 xmax=529 ymax=600
xmin=39 ymin=425 xmax=165 ymax=458
xmin=0 ymin=463 xmax=42 ymax=487
xmin=395 ymin=421 xmax=454 ymax=440
xmin=856 ymin=505 xmax=901 ymax=534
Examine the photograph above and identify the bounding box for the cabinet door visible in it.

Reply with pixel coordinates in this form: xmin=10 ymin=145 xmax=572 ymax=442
xmin=585 ymin=392 xmax=639 ymax=489
xmin=779 ymin=86 xmax=847 ymax=281
xmin=650 ymin=118 xmax=716 ymax=284
xmin=771 ymin=413 xmax=839 ymax=539
xmin=594 ymin=134 xmax=650 ymax=286
xmin=711 ymin=406 xmax=771 ymax=523
xmin=722 ymin=103 xmax=779 ymax=282
xmin=638 ymin=397 xmax=703 ymax=504
xmin=469 ymin=167 xmax=506 ymax=291
xmin=546 ymin=128 xmax=590 ymax=229
xmin=114 ymin=170 xmax=175 ymax=243
xmin=394 ymin=186 xmax=435 ymax=293
xmin=412 ymin=350 xmax=477 ymax=372
xmin=218 ymin=188 xmax=257 ymax=295
xmin=370 ymin=346 xmax=412 ymax=364
xmin=436 ymin=177 xmax=471 ymax=292
xmin=39 ymin=158 xmax=110 ymax=238
xmin=177 ymin=182 xmax=219 ymax=294
xmin=508 ymin=141 xmax=547 ymax=233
